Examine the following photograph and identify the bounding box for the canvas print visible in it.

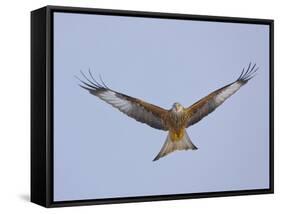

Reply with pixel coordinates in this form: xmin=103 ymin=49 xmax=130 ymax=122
xmin=53 ymin=12 xmax=270 ymax=202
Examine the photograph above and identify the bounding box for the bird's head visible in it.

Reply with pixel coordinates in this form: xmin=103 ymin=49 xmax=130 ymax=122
xmin=172 ymin=102 xmax=184 ymax=113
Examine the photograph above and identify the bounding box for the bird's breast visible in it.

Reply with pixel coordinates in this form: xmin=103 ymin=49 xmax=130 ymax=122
xmin=167 ymin=111 xmax=186 ymax=130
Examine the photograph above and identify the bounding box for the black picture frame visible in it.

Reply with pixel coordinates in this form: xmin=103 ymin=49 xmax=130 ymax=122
xmin=31 ymin=5 xmax=274 ymax=208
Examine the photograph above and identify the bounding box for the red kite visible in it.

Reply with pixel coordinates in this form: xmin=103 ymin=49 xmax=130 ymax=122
xmin=78 ymin=63 xmax=257 ymax=161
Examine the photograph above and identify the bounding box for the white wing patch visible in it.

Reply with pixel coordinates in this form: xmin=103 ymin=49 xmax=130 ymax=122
xmin=215 ymin=82 xmax=242 ymax=104
xmin=98 ymin=90 xmax=132 ymax=112
xmin=95 ymin=90 xmax=166 ymax=129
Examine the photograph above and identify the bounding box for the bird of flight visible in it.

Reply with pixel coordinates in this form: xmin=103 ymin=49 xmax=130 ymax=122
xmin=77 ymin=63 xmax=258 ymax=161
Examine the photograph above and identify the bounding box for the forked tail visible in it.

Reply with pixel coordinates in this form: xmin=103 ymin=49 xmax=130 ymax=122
xmin=153 ymin=130 xmax=197 ymax=161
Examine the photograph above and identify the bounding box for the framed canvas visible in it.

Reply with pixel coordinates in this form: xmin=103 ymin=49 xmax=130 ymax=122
xmin=31 ymin=5 xmax=274 ymax=207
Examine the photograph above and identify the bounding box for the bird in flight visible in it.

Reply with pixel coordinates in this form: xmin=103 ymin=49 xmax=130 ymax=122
xmin=77 ymin=63 xmax=257 ymax=161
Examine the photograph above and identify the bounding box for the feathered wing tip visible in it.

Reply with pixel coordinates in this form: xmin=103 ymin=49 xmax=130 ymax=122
xmin=237 ymin=62 xmax=259 ymax=83
xmin=74 ymin=69 xmax=109 ymax=92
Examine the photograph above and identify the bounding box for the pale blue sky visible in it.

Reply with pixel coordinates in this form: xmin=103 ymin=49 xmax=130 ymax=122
xmin=53 ymin=12 xmax=270 ymax=201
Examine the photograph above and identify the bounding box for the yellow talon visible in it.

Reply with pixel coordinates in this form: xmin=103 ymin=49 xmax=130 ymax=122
xmin=170 ymin=129 xmax=184 ymax=142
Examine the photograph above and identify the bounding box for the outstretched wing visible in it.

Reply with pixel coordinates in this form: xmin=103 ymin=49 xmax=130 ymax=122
xmin=77 ymin=71 xmax=169 ymax=130
xmin=185 ymin=63 xmax=258 ymax=128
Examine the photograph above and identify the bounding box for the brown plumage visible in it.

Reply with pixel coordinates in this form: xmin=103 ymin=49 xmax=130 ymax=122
xmin=77 ymin=63 xmax=258 ymax=161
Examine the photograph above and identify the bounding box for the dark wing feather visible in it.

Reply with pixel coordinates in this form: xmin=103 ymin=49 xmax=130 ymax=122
xmin=76 ymin=71 xmax=168 ymax=130
xmin=185 ymin=63 xmax=258 ymax=127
